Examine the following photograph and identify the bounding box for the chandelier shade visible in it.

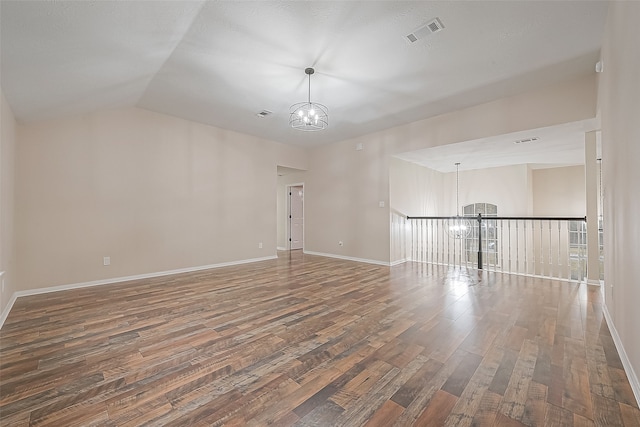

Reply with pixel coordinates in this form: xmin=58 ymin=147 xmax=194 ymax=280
xmin=289 ymin=68 xmax=328 ymax=131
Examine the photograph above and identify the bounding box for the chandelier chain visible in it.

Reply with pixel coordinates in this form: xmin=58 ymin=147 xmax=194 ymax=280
xmin=447 ymin=162 xmax=470 ymax=239
xmin=455 ymin=162 xmax=460 ymax=216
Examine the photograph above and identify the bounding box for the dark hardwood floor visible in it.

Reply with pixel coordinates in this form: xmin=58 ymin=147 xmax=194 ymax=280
xmin=1 ymin=251 xmax=638 ymax=426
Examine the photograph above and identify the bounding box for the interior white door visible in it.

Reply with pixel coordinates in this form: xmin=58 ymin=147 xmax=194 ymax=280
xmin=289 ymin=186 xmax=304 ymax=250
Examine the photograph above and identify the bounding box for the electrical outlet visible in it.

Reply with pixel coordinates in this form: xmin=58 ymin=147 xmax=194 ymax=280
xmin=338 ymin=241 xmax=343 ymax=246
xmin=258 ymin=242 xmax=263 ymax=249
xmin=103 ymin=256 xmax=111 ymax=266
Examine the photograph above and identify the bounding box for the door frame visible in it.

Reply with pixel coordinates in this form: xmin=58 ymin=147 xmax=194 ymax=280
xmin=286 ymin=183 xmax=304 ymax=251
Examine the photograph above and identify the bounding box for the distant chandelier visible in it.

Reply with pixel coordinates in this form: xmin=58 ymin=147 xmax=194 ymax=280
xmin=447 ymin=162 xmax=472 ymax=239
xmin=289 ymin=67 xmax=328 ymax=131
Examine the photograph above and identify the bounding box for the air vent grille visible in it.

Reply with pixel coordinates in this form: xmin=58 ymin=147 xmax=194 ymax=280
xmin=427 ymin=19 xmax=444 ymax=33
xmin=513 ymin=137 xmax=540 ymax=144
xmin=256 ymin=110 xmax=273 ymax=118
xmin=405 ymin=18 xmax=445 ymax=43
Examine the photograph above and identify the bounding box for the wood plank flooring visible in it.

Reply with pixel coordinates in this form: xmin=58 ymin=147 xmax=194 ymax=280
xmin=1 ymin=251 xmax=638 ymax=426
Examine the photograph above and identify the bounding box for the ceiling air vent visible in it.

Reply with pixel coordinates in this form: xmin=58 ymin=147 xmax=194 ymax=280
xmin=513 ymin=137 xmax=540 ymax=144
xmin=256 ymin=110 xmax=273 ymax=118
xmin=405 ymin=18 xmax=445 ymax=43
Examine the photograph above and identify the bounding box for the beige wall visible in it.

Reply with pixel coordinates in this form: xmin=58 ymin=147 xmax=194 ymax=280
xmin=306 ymin=138 xmax=392 ymax=262
xmin=391 ymin=160 xmax=537 ymax=217
xmin=305 ymin=75 xmax=597 ymax=263
xmin=600 ymin=1 xmax=640 ymax=393
xmin=452 ymin=165 xmax=532 ymax=216
xmin=532 ymin=165 xmax=586 ymax=217
xmin=1 ymin=90 xmax=17 ymax=316
xmin=276 ymin=171 xmax=307 ymax=250
xmin=15 ymin=107 xmax=307 ymax=290
xmin=393 ymin=74 xmax=597 ymax=156
xmin=392 ymin=161 xmax=586 ymax=218
xmin=390 ymin=157 xmax=443 ymax=216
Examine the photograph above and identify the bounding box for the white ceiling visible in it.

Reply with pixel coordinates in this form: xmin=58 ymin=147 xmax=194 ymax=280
xmin=1 ymin=1 xmax=608 ymax=156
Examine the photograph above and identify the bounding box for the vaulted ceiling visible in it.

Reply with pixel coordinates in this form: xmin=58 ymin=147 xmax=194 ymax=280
xmin=1 ymin=1 xmax=608 ymax=156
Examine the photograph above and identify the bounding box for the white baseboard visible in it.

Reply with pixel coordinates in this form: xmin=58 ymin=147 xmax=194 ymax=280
xmin=0 ymin=255 xmax=277 ymax=330
xmin=603 ymin=304 xmax=640 ymax=407
xmin=0 ymin=292 xmax=18 ymax=331
xmin=277 ymin=246 xmax=287 ymax=251
xmin=390 ymin=258 xmax=409 ymax=266
xmin=303 ymin=250 xmax=390 ymax=267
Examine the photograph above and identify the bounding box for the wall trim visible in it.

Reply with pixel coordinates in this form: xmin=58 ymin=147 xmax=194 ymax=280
xmin=277 ymin=246 xmax=287 ymax=251
xmin=603 ymin=303 xmax=640 ymax=407
xmin=0 ymin=292 xmax=18 ymax=331
xmin=0 ymin=255 xmax=277 ymax=330
xmin=390 ymin=258 xmax=409 ymax=266
xmin=303 ymin=250 xmax=390 ymax=267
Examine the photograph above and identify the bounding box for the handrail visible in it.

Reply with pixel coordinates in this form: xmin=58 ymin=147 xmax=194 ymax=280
xmin=406 ymin=215 xmax=586 ymax=221
xmin=402 ymin=214 xmax=588 ymax=276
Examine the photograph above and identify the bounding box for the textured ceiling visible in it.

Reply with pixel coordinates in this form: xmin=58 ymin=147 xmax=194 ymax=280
xmin=1 ymin=0 xmax=608 ymax=158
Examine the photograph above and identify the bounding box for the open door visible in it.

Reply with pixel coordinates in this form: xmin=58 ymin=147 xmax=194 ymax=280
xmin=289 ymin=185 xmax=304 ymax=250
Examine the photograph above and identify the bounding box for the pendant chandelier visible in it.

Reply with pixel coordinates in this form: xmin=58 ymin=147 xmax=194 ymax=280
xmin=289 ymin=67 xmax=328 ymax=131
xmin=447 ymin=162 xmax=472 ymax=239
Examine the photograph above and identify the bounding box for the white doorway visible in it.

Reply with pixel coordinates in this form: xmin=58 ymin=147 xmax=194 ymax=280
xmin=288 ymin=185 xmax=304 ymax=250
